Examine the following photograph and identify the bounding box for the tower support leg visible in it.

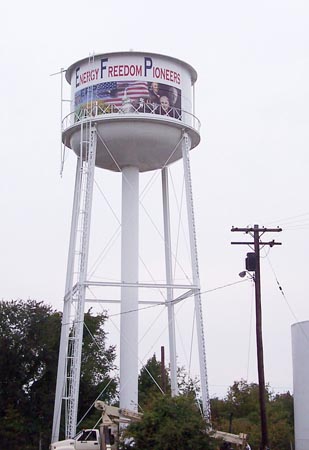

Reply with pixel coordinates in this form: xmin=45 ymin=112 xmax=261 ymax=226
xmin=182 ymin=132 xmax=210 ymax=421
xmin=120 ymin=166 xmax=139 ymax=411
xmin=162 ymin=167 xmax=178 ymax=396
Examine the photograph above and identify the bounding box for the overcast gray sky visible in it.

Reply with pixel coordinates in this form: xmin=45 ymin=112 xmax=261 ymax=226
xmin=1 ymin=0 xmax=309 ymax=399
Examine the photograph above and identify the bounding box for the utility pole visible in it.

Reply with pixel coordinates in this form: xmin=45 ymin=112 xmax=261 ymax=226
xmin=231 ymin=224 xmax=282 ymax=450
xmin=161 ymin=346 xmax=167 ymax=394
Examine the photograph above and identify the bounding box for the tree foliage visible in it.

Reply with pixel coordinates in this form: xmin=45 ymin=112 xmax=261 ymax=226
xmin=137 ymin=357 xmax=294 ymax=450
xmin=0 ymin=299 xmax=117 ymax=450
xmin=138 ymin=353 xmax=200 ymax=409
xmin=132 ymin=355 xmax=212 ymax=449
xmin=0 ymin=299 xmax=61 ymax=449
xmin=138 ymin=354 xmax=170 ymax=408
xmin=78 ymin=308 xmax=117 ymax=428
xmin=210 ymin=380 xmax=294 ymax=450
xmin=127 ymin=394 xmax=213 ymax=450
xmin=268 ymin=392 xmax=294 ymax=450
xmin=0 ymin=302 xmax=295 ymax=450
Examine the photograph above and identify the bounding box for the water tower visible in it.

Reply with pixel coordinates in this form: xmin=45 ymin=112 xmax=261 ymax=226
xmin=51 ymin=51 xmax=209 ymax=443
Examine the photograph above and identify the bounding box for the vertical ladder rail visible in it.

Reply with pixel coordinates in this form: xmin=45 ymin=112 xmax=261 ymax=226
xmin=66 ymin=123 xmax=97 ymax=438
xmin=51 ymin=121 xmax=98 ymax=443
xmin=181 ymin=132 xmax=210 ymax=422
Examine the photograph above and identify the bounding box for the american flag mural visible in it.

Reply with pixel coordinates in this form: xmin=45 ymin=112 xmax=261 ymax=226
xmin=75 ymin=81 xmax=150 ymax=107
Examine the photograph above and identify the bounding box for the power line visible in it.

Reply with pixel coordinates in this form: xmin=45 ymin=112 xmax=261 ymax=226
xmin=265 ymin=212 xmax=309 ymax=227
xmin=265 ymin=255 xmax=309 ymax=345
xmin=108 ymin=278 xmax=251 ymax=318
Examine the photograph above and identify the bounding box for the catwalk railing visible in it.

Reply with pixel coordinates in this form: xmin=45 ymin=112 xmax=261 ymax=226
xmin=62 ymin=101 xmax=201 ymax=133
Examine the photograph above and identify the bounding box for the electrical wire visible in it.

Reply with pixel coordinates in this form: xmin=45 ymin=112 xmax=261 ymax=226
xmin=265 ymin=212 xmax=309 ymax=227
xmin=263 ymin=212 xmax=309 ymax=233
xmin=108 ymin=278 xmax=250 ymax=318
xmin=265 ymin=255 xmax=309 ymax=345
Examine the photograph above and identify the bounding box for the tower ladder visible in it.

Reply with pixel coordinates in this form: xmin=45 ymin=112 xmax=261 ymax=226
xmin=66 ymin=122 xmax=97 ymax=438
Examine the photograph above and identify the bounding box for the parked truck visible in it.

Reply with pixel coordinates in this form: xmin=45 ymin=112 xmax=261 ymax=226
xmin=50 ymin=429 xmax=103 ymax=450
xmin=50 ymin=401 xmax=142 ymax=450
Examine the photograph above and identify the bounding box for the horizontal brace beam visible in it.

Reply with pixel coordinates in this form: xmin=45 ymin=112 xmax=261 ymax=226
xmin=80 ymin=290 xmax=195 ymax=306
xmin=83 ymin=299 xmax=164 ymax=305
xmin=83 ymin=280 xmax=199 ymax=290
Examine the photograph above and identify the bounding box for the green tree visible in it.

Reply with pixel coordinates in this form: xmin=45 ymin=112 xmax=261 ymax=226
xmin=138 ymin=354 xmax=200 ymax=409
xmin=210 ymin=380 xmax=294 ymax=450
xmin=0 ymin=300 xmax=61 ymax=449
xmin=0 ymin=300 xmax=117 ymax=450
xmin=78 ymin=309 xmax=118 ymax=428
xmin=225 ymin=380 xmax=264 ymax=421
xmin=138 ymin=354 xmax=170 ymax=408
xmin=177 ymin=365 xmax=201 ymax=396
xmin=268 ymin=392 xmax=294 ymax=450
xmin=127 ymin=394 xmax=213 ymax=450
xmin=0 ymin=403 xmax=29 ymax=449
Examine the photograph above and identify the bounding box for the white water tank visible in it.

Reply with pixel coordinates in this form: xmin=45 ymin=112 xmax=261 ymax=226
xmin=63 ymin=51 xmax=200 ymax=172
xmin=291 ymin=320 xmax=309 ymax=450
